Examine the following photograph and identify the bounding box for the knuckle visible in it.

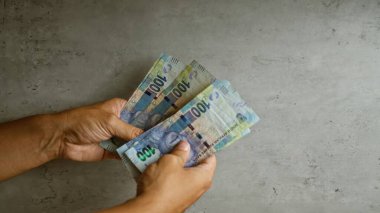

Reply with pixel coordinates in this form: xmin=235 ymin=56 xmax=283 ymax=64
xmin=106 ymin=97 xmax=118 ymax=104
xmin=104 ymin=114 xmax=119 ymax=131
xmin=144 ymin=163 xmax=157 ymax=176
xmin=139 ymin=168 xmax=156 ymax=185
xmin=163 ymin=154 xmax=176 ymax=161
xmin=160 ymin=154 xmax=178 ymax=165
xmin=207 ymin=178 xmax=213 ymax=188
xmin=203 ymin=182 xmax=212 ymax=191
xmin=110 ymin=98 xmax=126 ymax=106
xmin=203 ymin=177 xmax=213 ymax=190
xmin=110 ymin=97 xmax=120 ymax=102
xmin=131 ymin=127 xmax=143 ymax=138
xmin=105 ymin=113 xmax=117 ymax=124
xmin=109 ymin=98 xmax=125 ymax=106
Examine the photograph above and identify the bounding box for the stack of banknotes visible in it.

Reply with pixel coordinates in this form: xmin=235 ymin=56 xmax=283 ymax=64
xmin=100 ymin=53 xmax=260 ymax=177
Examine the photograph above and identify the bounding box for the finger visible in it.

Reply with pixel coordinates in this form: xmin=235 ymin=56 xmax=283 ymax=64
xmin=188 ymin=155 xmax=216 ymax=192
xmin=193 ymin=154 xmax=217 ymax=173
xmin=108 ymin=117 xmax=143 ymax=141
xmin=103 ymin=150 xmax=121 ymax=160
xmin=84 ymin=144 xmax=120 ymax=161
xmin=170 ymin=141 xmax=190 ymax=166
xmin=99 ymin=98 xmax=128 ymax=116
xmin=64 ymin=143 xmax=111 ymax=162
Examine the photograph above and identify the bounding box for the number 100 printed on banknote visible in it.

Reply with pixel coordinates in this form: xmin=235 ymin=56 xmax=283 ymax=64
xmin=117 ymin=80 xmax=259 ymax=173
xmin=98 ymin=53 xmax=260 ymax=177
xmin=100 ymin=53 xmax=185 ymax=152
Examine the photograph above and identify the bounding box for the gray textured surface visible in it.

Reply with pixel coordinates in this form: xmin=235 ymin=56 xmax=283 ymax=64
xmin=1 ymin=0 xmax=380 ymax=212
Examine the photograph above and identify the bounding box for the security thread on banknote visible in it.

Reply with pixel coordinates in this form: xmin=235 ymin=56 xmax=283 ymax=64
xmin=118 ymin=80 xmax=259 ymax=172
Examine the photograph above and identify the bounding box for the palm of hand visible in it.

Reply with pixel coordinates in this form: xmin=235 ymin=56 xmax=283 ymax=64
xmin=58 ymin=98 xmax=142 ymax=161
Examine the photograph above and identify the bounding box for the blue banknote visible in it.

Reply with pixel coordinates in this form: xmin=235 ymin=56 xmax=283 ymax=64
xmin=117 ymin=80 xmax=260 ymax=172
xmin=130 ymin=60 xmax=216 ymax=130
xmin=100 ymin=53 xmax=185 ymax=152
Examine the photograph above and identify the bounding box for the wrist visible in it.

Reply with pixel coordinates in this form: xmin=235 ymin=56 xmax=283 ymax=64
xmin=36 ymin=113 xmax=66 ymax=161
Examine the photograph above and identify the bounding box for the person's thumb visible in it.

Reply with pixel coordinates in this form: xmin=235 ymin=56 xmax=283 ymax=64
xmin=107 ymin=116 xmax=143 ymax=141
xmin=170 ymin=141 xmax=190 ymax=165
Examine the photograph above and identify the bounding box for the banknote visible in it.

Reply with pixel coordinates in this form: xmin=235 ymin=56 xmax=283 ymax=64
xmin=100 ymin=53 xmax=185 ymax=152
xmin=119 ymin=126 xmax=249 ymax=178
xmin=214 ymin=127 xmax=251 ymax=152
xmin=120 ymin=53 xmax=185 ymax=125
xmin=130 ymin=60 xmax=216 ymax=130
xmin=117 ymin=80 xmax=259 ymax=172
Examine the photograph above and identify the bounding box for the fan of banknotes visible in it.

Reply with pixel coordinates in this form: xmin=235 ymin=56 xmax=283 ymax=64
xmin=100 ymin=53 xmax=260 ymax=177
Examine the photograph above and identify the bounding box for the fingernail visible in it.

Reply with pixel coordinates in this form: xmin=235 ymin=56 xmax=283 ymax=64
xmin=177 ymin=141 xmax=189 ymax=151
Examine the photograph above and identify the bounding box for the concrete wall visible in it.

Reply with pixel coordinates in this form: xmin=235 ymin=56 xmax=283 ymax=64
xmin=1 ymin=0 xmax=379 ymax=212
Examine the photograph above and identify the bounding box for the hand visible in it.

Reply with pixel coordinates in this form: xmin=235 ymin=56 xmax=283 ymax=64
xmin=56 ymin=98 xmax=143 ymax=161
xmin=0 ymin=98 xmax=143 ymax=180
xmin=137 ymin=141 xmax=216 ymax=212
xmin=102 ymin=141 xmax=217 ymax=213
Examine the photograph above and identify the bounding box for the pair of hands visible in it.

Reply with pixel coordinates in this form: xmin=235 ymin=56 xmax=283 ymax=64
xmin=59 ymin=98 xmax=216 ymax=213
